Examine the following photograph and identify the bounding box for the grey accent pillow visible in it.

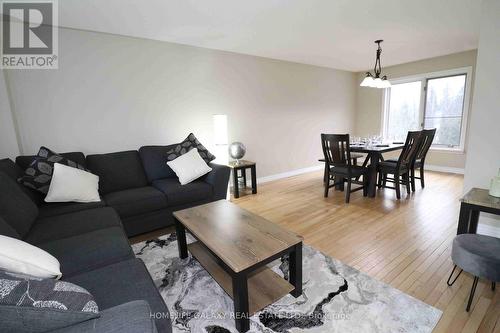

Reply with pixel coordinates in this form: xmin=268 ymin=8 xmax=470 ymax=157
xmin=0 ymin=270 xmax=99 ymax=332
xmin=166 ymin=133 xmax=216 ymax=164
xmin=18 ymin=147 xmax=87 ymax=194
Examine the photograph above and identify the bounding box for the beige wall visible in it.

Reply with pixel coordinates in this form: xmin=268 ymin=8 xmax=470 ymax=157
xmin=3 ymin=28 xmax=357 ymax=178
xmin=355 ymin=50 xmax=478 ymax=171
xmin=464 ymin=0 xmax=500 ymax=237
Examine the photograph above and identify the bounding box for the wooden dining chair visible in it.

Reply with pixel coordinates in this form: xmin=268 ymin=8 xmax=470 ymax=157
xmin=377 ymin=131 xmax=422 ymax=199
xmin=321 ymin=134 xmax=369 ymax=203
xmin=385 ymin=128 xmax=436 ymax=192
xmin=411 ymin=128 xmax=436 ymax=191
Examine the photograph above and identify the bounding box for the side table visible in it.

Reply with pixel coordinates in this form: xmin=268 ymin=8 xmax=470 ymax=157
xmin=228 ymin=160 xmax=257 ymax=199
xmin=457 ymin=187 xmax=500 ymax=234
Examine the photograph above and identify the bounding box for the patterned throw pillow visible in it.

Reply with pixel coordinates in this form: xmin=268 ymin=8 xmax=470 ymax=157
xmin=0 ymin=270 xmax=99 ymax=332
xmin=166 ymin=133 xmax=216 ymax=164
xmin=18 ymin=146 xmax=87 ymax=194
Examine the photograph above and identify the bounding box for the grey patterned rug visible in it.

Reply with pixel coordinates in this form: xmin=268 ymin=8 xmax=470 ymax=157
xmin=132 ymin=233 xmax=441 ymax=333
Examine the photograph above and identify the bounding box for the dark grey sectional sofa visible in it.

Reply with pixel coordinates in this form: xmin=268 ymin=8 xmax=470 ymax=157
xmin=0 ymin=146 xmax=230 ymax=332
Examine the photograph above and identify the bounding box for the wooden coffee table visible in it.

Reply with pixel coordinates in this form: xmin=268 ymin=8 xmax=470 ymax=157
xmin=173 ymin=200 xmax=303 ymax=332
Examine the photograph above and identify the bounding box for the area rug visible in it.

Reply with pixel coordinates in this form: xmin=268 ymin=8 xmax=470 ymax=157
xmin=132 ymin=233 xmax=442 ymax=333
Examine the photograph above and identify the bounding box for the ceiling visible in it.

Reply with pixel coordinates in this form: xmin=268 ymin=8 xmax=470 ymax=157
xmin=58 ymin=0 xmax=482 ymax=72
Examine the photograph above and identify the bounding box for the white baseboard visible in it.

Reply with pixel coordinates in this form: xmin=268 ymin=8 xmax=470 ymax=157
xmin=425 ymin=164 xmax=464 ymax=174
xmin=251 ymin=163 xmax=464 ymax=185
xmin=256 ymin=165 xmax=323 ymax=184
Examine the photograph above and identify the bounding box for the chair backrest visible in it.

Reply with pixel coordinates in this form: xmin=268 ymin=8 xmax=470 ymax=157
xmin=415 ymin=128 xmax=436 ymax=162
xmin=321 ymin=134 xmax=352 ymax=168
xmin=397 ymin=131 xmax=422 ymax=167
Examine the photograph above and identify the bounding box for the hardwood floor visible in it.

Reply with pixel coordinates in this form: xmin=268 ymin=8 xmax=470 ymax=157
xmin=131 ymin=170 xmax=499 ymax=332
xmin=231 ymin=170 xmax=499 ymax=333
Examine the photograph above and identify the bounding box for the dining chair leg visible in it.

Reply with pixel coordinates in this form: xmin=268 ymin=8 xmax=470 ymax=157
xmin=420 ymin=165 xmax=425 ymax=188
xmin=466 ymin=276 xmax=479 ymax=312
xmin=395 ymin=173 xmax=401 ymax=200
xmin=363 ymin=175 xmax=368 ymax=197
xmin=324 ymin=170 xmax=330 ymax=198
xmin=323 ymin=163 xmax=328 ymax=184
xmin=377 ymin=171 xmax=382 ymax=189
xmin=345 ymin=179 xmax=351 ymax=203
xmin=410 ymin=167 xmax=416 ymax=192
xmin=492 ymin=282 xmax=496 ymax=291
xmin=404 ymin=172 xmax=411 ymax=195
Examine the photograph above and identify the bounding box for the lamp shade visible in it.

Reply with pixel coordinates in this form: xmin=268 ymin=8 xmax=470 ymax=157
xmin=360 ymin=76 xmax=374 ymax=87
xmin=380 ymin=79 xmax=392 ymax=88
xmin=372 ymin=78 xmax=383 ymax=88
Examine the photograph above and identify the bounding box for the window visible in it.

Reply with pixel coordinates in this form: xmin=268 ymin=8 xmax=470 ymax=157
xmin=383 ymin=68 xmax=471 ymax=151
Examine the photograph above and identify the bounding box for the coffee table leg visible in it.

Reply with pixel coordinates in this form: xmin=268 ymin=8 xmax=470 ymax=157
xmin=175 ymin=218 xmax=188 ymax=259
xmin=289 ymin=243 xmax=303 ymax=297
xmin=232 ymin=273 xmax=249 ymax=332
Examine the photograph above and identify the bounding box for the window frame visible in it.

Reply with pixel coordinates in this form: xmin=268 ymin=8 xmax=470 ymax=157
xmin=382 ymin=67 xmax=472 ymax=153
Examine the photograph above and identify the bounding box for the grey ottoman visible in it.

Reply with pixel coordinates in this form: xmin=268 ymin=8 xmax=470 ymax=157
xmin=447 ymin=234 xmax=500 ymax=311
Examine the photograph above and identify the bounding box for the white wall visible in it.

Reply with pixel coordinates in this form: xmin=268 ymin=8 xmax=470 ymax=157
xmin=0 ymin=70 xmax=20 ymax=159
xmin=463 ymin=0 xmax=500 ymax=237
xmin=354 ymin=50 xmax=477 ymax=171
xmin=4 ymin=28 xmax=356 ymax=178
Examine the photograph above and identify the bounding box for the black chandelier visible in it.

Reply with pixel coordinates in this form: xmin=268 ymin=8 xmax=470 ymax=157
xmin=360 ymin=40 xmax=391 ymax=88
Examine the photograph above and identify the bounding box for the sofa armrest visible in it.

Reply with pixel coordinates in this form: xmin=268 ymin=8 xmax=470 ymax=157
xmin=51 ymin=300 xmax=159 ymax=333
xmin=204 ymin=163 xmax=230 ymax=200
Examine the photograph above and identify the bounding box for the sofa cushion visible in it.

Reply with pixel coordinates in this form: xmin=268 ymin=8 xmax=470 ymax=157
xmin=139 ymin=144 xmax=178 ymax=182
xmin=66 ymin=258 xmax=171 ymax=333
xmin=104 ymin=187 xmax=168 ymax=218
xmin=121 ymin=209 xmax=173 ymax=238
xmin=0 ymin=158 xmax=24 ymax=179
xmin=86 ymin=151 xmax=148 ymax=194
xmin=0 ymin=235 xmax=62 ymax=279
xmin=36 ymin=227 xmax=134 ymax=277
xmin=38 ymin=200 xmax=106 ymax=218
xmin=0 ymin=270 xmax=99 ymax=333
xmin=166 ymin=133 xmax=216 ymax=164
xmin=152 ymin=178 xmax=213 ymax=206
xmin=18 ymin=147 xmax=87 ymax=194
xmin=0 ymin=172 xmax=39 ymax=237
xmin=0 ymin=216 xmax=20 ymax=238
xmin=26 ymin=207 xmax=122 ymax=244
xmin=16 ymin=151 xmax=87 ymax=171
xmin=51 ymin=301 xmax=158 ymax=333
xmin=0 ymin=158 xmax=43 ymax=204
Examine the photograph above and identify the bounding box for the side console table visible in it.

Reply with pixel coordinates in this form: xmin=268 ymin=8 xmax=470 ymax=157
xmin=457 ymin=187 xmax=500 ymax=234
xmin=228 ymin=160 xmax=257 ymax=199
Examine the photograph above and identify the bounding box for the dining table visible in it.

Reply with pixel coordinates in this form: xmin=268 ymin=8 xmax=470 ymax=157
xmin=319 ymin=142 xmax=405 ymax=198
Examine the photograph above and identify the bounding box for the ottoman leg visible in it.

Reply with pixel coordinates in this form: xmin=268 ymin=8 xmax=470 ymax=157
xmin=446 ymin=265 xmax=462 ymax=286
xmin=466 ymin=276 xmax=479 ymax=312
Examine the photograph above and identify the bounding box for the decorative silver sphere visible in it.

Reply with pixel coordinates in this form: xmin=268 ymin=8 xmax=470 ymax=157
xmin=228 ymin=142 xmax=246 ymax=162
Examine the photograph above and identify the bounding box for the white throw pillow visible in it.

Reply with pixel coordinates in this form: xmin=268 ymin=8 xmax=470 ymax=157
xmin=45 ymin=163 xmax=101 ymax=203
xmin=0 ymin=235 xmax=62 ymax=279
xmin=167 ymin=148 xmax=212 ymax=185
